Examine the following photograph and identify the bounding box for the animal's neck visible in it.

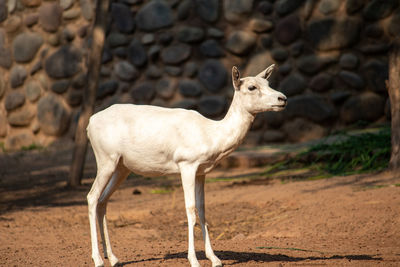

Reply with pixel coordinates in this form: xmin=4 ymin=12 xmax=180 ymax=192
xmin=214 ymin=93 xmax=255 ymax=154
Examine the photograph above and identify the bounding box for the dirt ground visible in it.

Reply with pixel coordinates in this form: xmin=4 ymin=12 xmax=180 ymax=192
xmin=1 ymin=141 xmax=400 ymax=266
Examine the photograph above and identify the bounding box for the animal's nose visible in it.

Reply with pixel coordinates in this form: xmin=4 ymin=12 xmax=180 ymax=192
xmin=278 ymin=95 xmax=287 ymax=103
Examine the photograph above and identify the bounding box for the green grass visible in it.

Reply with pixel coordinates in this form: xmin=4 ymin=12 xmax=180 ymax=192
xmin=263 ymin=127 xmax=391 ymax=180
xmin=21 ymin=143 xmax=43 ymax=151
xmin=305 ymin=127 xmax=390 ymax=175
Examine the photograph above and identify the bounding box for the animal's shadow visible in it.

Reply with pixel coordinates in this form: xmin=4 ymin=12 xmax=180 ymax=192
xmin=120 ymin=250 xmax=382 ymax=266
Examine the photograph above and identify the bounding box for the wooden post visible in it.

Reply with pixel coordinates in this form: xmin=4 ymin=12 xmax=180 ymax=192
xmin=388 ymin=39 xmax=400 ymax=171
xmin=68 ymin=0 xmax=111 ymax=187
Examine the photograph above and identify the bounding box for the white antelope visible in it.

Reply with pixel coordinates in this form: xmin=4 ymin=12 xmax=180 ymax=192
xmin=86 ymin=64 xmax=287 ymax=267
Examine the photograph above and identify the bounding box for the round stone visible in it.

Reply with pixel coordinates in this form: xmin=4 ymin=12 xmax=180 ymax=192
xmin=198 ymin=96 xmax=226 ymax=117
xmin=146 ymin=65 xmax=162 ymax=79
xmin=156 ymin=78 xmax=176 ymax=100
xmin=80 ymin=0 xmax=94 ymax=21
xmin=258 ymin=1 xmax=273 ymax=15
xmin=60 ymin=0 xmax=74 ymax=10
xmin=339 ymin=53 xmax=359 ymax=69
xmin=338 ymin=70 xmax=365 ymax=89
xmin=198 ymin=59 xmax=227 ymax=93
xmin=346 ymin=0 xmax=365 ymax=14
xmin=10 ymin=65 xmax=28 ymax=88
xmin=298 ymin=54 xmax=337 ymax=74
xmin=199 ymin=39 xmax=225 ymax=58
xmin=25 ymin=81 xmax=41 ymax=102
xmin=362 ymin=60 xmax=388 ymax=93
xmin=179 ymin=79 xmax=203 ymax=97
xmin=172 ymin=99 xmax=197 ymax=110
xmin=276 ymin=0 xmax=304 ymax=16
xmin=63 ymin=8 xmax=81 ymax=20
xmin=141 ymin=34 xmax=155 ymax=45
xmin=0 ymin=46 xmax=12 ymax=69
xmin=279 ymin=73 xmax=307 ymax=97
xmin=136 ymin=0 xmax=173 ymax=31
xmin=207 ymin=28 xmax=224 ymax=39
xmin=45 ymin=46 xmax=82 ymax=79
xmin=223 ymin=0 xmax=254 ymax=23
xmin=275 ymin=14 xmax=301 ymax=45
xmin=131 ymin=82 xmax=155 ymax=103
xmin=271 ymin=47 xmax=289 ymax=62
xmin=107 ymin=33 xmax=129 ymax=47
xmin=177 ymin=0 xmax=192 ymax=20
xmin=225 ymin=31 xmax=256 ymax=55
xmin=195 ymin=0 xmax=219 ymax=23
xmin=5 ymin=91 xmax=25 ymax=111
xmin=177 ymin=26 xmax=205 ymax=43
xmin=282 ymin=118 xmax=327 ymax=143
xmin=25 ymin=13 xmax=39 ymax=27
xmin=114 ymin=61 xmax=138 ymax=81
xmin=184 ymin=62 xmax=198 ymax=77
xmin=341 ymin=92 xmax=385 ymax=123
xmin=306 ymin=18 xmax=361 ymax=51
xmin=363 ymin=0 xmax=398 ymax=21
xmin=97 ymin=80 xmax=119 ymax=99
xmin=158 ymin=32 xmax=174 ymax=45
xmin=164 ymin=66 xmax=182 ymax=76
xmin=318 ymin=0 xmax=341 ymax=15
xmin=127 ymin=39 xmax=147 ymax=67
xmin=39 ymin=2 xmax=62 ymax=32
xmin=51 ymin=80 xmax=70 ymax=94
xmin=309 ymin=73 xmax=333 ymax=92
xmin=7 ymin=106 xmax=35 ymax=126
xmin=13 ymin=32 xmax=43 ymax=63
xmin=249 ymin=18 xmax=274 ymax=33
xmin=285 ymin=94 xmax=337 ymax=123
xmin=37 ymin=94 xmax=70 ymax=136
xmin=111 ymin=3 xmax=135 ymax=33
xmin=161 ymin=44 xmax=191 ymax=65
xmin=4 ymin=16 xmax=21 ymax=33
xmin=5 ymin=132 xmax=35 ymax=151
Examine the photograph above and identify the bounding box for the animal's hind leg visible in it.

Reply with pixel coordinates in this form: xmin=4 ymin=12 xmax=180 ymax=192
xmin=87 ymin=154 xmax=120 ymax=267
xmin=97 ymin=162 xmax=130 ymax=266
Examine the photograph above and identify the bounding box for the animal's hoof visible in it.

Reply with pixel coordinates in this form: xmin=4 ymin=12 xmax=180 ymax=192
xmin=110 ymin=255 xmax=120 ymax=266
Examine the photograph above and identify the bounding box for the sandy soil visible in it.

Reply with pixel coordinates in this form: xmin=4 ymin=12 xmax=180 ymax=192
xmin=1 ymin=142 xmax=400 ymax=266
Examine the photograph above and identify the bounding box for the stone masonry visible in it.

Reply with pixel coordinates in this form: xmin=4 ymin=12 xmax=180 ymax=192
xmin=0 ymin=0 xmax=397 ymax=150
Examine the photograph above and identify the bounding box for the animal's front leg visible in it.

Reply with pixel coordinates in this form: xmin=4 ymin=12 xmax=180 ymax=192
xmin=196 ymin=175 xmax=222 ymax=267
xmin=180 ymin=164 xmax=201 ymax=267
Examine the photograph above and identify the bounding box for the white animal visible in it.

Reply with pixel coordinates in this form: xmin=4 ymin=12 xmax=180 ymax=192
xmin=86 ymin=64 xmax=287 ymax=267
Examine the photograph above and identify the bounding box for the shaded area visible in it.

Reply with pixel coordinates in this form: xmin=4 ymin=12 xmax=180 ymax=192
xmin=120 ymin=250 xmax=383 ymax=266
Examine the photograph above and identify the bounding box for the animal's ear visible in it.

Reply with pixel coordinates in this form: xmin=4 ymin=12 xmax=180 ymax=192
xmin=232 ymin=66 xmax=241 ymax=90
xmin=256 ymin=64 xmax=275 ymax=80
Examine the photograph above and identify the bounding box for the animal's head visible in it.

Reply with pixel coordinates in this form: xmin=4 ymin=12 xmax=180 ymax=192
xmin=232 ymin=65 xmax=287 ymax=114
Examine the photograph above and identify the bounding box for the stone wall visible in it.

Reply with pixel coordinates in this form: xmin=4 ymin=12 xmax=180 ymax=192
xmin=0 ymin=0 xmax=397 ymax=150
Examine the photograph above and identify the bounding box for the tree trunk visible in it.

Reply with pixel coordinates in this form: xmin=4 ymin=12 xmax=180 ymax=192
xmin=68 ymin=0 xmax=110 ymax=187
xmin=388 ymin=40 xmax=400 ymax=171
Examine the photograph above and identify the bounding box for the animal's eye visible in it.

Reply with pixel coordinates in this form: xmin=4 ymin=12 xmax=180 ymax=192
xmin=248 ymin=85 xmax=257 ymax=91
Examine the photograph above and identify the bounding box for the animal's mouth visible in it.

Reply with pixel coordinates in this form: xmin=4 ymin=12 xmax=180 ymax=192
xmin=272 ymin=104 xmax=286 ymax=108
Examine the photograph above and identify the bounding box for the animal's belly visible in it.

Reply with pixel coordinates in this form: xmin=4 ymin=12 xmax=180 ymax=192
xmin=121 ymin=153 xmax=180 ymax=177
